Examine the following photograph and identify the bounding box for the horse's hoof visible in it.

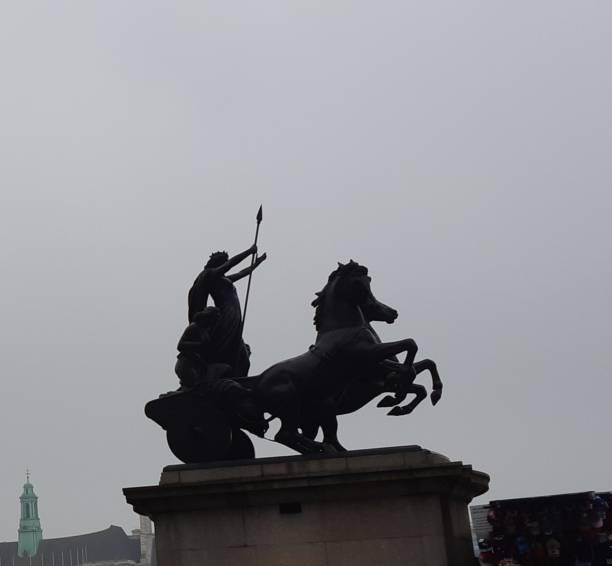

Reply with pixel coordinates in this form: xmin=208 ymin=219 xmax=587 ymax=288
xmin=324 ymin=440 xmax=348 ymax=452
xmin=321 ymin=442 xmax=338 ymax=454
xmin=297 ymin=440 xmax=325 ymax=454
xmin=431 ymin=391 xmax=442 ymax=405
xmin=387 ymin=406 xmax=410 ymax=416
xmin=276 ymin=431 xmax=326 ymax=455
xmin=377 ymin=395 xmax=398 ymax=408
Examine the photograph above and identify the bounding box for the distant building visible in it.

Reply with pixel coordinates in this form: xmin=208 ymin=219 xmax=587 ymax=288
xmin=17 ymin=471 xmax=43 ymax=558
xmin=0 ymin=474 xmax=154 ymax=566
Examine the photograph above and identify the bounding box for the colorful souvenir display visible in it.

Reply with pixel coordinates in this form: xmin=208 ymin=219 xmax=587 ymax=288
xmin=478 ymin=492 xmax=612 ymax=566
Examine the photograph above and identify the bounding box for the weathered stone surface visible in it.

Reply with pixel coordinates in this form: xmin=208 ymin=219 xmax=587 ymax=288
xmin=255 ymin=542 xmax=327 ymax=566
xmin=125 ymin=446 xmax=489 ymax=566
xmin=324 ymin=537 xmax=425 ymax=566
xmin=178 ymin=462 xmax=264 ymax=484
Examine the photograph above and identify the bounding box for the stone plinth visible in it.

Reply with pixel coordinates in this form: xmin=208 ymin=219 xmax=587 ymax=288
xmin=124 ymin=445 xmax=489 ymax=566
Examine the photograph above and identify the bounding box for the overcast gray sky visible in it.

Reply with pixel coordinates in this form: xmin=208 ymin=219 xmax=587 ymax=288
xmin=1 ymin=1 xmax=611 ymax=540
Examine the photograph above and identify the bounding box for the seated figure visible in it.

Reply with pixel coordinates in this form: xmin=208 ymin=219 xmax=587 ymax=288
xmin=174 ymin=307 xmax=266 ymax=435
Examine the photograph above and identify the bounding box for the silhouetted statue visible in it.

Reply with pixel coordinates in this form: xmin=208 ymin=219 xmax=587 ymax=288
xmin=250 ymin=261 xmax=442 ymax=454
xmin=146 ymin=257 xmax=443 ymax=464
xmin=187 ymin=245 xmax=267 ymax=377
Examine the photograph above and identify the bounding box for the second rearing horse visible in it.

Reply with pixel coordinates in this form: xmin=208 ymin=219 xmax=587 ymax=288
xmin=253 ymin=261 xmax=442 ymax=454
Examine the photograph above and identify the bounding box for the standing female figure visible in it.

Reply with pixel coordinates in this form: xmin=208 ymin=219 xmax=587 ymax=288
xmin=188 ymin=245 xmax=267 ymax=377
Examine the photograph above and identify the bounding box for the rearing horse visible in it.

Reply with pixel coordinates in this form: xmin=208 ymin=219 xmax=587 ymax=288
xmin=253 ymin=261 xmax=442 ymax=454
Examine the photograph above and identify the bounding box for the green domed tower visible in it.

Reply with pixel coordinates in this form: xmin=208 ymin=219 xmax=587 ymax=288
xmin=17 ymin=470 xmax=43 ymax=557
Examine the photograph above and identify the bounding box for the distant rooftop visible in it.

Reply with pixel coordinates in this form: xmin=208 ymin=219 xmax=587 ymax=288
xmin=0 ymin=525 xmax=140 ymax=565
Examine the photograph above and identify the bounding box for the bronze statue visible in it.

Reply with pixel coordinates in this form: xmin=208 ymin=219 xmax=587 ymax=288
xmin=249 ymin=261 xmax=442 ymax=454
xmin=297 ymin=262 xmax=443 ymax=451
xmin=145 ymin=210 xmax=443 ymax=463
xmin=187 ymin=246 xmax=267 ymax=376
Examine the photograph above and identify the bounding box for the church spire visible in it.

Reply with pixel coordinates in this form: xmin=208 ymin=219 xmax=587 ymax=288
xmin=17 ymin=470 xmax=43 ymax=557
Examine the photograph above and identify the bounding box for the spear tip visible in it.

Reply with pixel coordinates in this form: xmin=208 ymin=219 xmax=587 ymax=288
xmin=256 ymin=205 xmax=263 ymax=223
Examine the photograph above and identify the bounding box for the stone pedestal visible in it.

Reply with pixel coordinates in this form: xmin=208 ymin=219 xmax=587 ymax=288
xmin=124 ymin=445 xmax=489 ymax=566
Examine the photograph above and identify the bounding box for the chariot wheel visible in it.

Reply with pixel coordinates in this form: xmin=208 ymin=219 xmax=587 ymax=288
xmin=226 ymin=428 xmax=255 ymax=460
xmin=163 ymin=396 xmax=233 ymax=464
xmin=147 ymin=389 xmax=256 ymax=463
xmin=166 ymin=418 xmax=232 ymax=464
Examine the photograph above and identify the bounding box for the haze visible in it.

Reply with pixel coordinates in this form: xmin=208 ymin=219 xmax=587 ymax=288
xmin=0 ymin=2 xmax=610 ymax=539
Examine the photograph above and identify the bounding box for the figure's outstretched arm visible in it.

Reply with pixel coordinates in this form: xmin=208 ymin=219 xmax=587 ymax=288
xmin=217 ymin=245 xmax=257 ymax=275
xmin=228 ymin=253 xmax=267 ymax=282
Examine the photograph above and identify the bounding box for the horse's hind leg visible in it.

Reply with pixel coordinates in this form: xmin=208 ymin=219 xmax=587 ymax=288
xmin=263 ymin=379 xmax=326 ymax=455
xmin=300 ymin=420 xmax=319 ymax=440
xmin=300 ymin=404 xmax=343 ymax=453
xmin=321 ymin=416 xmax=346 ymax=452
xmin=317 ymin=401 xmax=346 ymax=452
xmin=276 ymin=415 xmax=328 ymax=455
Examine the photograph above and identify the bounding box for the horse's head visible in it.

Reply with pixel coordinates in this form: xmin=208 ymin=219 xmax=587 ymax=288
xmin=343 ymin=263 xmax=398 ymax=324
xmin=312 ymin=261 xmax=398 ymax=331
xmin=360 ymin=287 xmax=399 ymax=324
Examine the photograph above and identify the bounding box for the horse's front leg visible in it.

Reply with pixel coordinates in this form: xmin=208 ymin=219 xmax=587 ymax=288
xmin=387 ymin=383 xmax=427 ymax=416
xmin=387 ymin=359 xmax=443 ymax=415
xmin=376 ymin=370 xmax=407 ymax=408
xmin=413 ymin=359 xmax=443 ymax=405
xmin=352 ymin=338 xmax=418 ymax=363
xmin=376 ymin=350 xmax=418 ymax=408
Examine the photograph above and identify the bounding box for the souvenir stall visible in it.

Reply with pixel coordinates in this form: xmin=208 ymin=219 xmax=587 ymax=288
xmin=476 ymin=492 xmax=612 ymax=566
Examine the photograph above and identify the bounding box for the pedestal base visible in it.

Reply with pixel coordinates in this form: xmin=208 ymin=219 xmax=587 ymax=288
xmin=124 ymin=446 xmax=489 ymax=566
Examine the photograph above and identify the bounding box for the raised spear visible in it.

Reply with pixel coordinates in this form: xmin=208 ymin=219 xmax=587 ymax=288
xmin=240 ymin=205 xmax=263 ymax=338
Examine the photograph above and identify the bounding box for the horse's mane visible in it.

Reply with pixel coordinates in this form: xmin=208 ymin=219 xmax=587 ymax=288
xmin=312 ymin=260 xmax=368 ymax=330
